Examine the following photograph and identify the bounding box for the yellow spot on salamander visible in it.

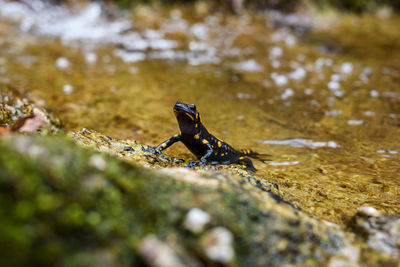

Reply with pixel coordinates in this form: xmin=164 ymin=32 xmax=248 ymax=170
xmin=218 ymin=141 xmax=222 ymax=148
xmin=221 ymin=153 xmax=224 ymax=156
xmin=202 ymin=139 xmax=209 ymax=144
xmin=195 ymin=123 xmax=198 ymax=128
xmin=185 ymin=112 xmax=195 ymax=121
xmin=239 ymin=156 xmax=244 ymax=159
xmin=162 ymin=143 xmax=167 ymax=148
xmin=194 ymin=134 xmax=200 ymax=139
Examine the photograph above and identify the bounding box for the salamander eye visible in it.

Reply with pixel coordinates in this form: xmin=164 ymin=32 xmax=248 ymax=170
xmin=188 ymin=104 xmax=196 ymax=110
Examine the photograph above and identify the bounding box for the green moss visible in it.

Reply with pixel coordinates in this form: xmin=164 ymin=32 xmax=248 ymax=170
xmin=1 ymin=134 xmax=373 ymax=266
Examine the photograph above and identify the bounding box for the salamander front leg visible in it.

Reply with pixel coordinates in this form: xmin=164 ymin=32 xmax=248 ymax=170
xmin=153 ymin=134 xmax=181 ymax=154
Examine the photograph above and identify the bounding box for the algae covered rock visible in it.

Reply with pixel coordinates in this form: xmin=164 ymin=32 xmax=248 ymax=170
xmin=0 ymin=134 xmax=374 ymax=267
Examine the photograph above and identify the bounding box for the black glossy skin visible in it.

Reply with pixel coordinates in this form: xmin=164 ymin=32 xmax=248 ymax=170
xmin=155 ymin=101 xmax=267 ymax=171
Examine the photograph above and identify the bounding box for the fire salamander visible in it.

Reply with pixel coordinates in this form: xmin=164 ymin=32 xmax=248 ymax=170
xmin=153 ymin=101 xmax=269 ymax=171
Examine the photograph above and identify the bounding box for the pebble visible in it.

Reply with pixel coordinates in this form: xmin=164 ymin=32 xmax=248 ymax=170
xmin=340 ymin=62 xmax=353 ymax=74
xmin=85 ymin=52 xmax=97 ymax=65
xmin=232 ymin=59 xmax=263 ymax=72
xmin=280 ymin=88 xmax=294 ymax=100
xmin=56 ymin=57 xmax=70 ymax=69
xmin=183 ymin=208 xmax=211 ymax=234
xmin=347 ymin=120 xmax=363 ymax=126
xmin=269 ymin=46 xmax=283 ymax=59
xmin=202 ymin=227 xmax=234 ymax=264
xmin=271 ymin=72 xmax=288 ymax=86
xmin=357 ymin=206 xmax=381 ymax=217
xmin=288 ymin=67 xmax=306 ymax=81
xmin=370 ymin=90 xmax=379 ymax=98
xmin=139 ymin=235 xmax=185 ymax=267
xmin=63 ymin=84 xmax=73 ymax=94
xmin=89 ymin=155 xmax=107 ymax=171
xmin=328 ymin=81 xmax=340 ymax=91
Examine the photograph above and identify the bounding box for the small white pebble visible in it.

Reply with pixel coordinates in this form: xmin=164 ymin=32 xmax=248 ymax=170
xmin=63 ymin=84 xmax=73 ymax=94
xmin=89 ymin=155 xmax=107 ymax=171
xmin=271 ymin=73 xmax=288 ymax=87
xmin=85 ymin=52 xmax=97 ymax=65
xmin=358 ymin=206 xmax=381 ymax=217
xmin=232 ymin=59 xmax=262 ymax=72
xmin=328 ymin=81 xmax=340 ymax=90
xmin=340 ymin=62 xmax=353 ymax=74
xmin=304 ymin=88 xmax=313 ymax=95
xmin=237 ymin=93 xmax=252 ymax=99
xmin=14 ymin=99 xmax=24 ymax=109
xmin=327 ymin=141 xmax=339 ymax=148
xmin=325 ymin=110 xmax=342 ymax=117
xmin=288 ymin=67 xmax=306 ymax=81
xmin=56 ymin=57 xmax=70 ymax=69
xmin=281 ymin=88 xmax=294 ymax=100
xmin=184 ymin=208 xmax=211 ymax=234
xmin=271 ymin=60 xmax=280 ymax=68
xmin=202 ymin=227 xmax=234 ymax=264
xmin=364 ymin=111 xmax=375 ymax=117
xmin=388 ymin=150 xmax=398 ymax=154
xmin=284 ymin=34 xmax=296 ymax=46
xmin=269 ymin=46 xmax=283 ymax=59
xmin=333 ymin=90 xmax=345 ymax=97
xmin=139 ymin=235 xmax=185 ymax=267
xmin=236 ymin=115 xmax=245 ymax=120
xmin=347 ymin=120 xmax=363 ymax=126
xmin=331 ymin=74 xmax=341 ymax=82
xmin=370 ymin=90 xmax=379 ymax=98
xmin=376 ymin=149 xmax=386 ymax=153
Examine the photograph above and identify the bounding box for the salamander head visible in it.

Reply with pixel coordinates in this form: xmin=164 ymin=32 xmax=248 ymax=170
xmin=174 ymin=101 xmax=201 ymax=134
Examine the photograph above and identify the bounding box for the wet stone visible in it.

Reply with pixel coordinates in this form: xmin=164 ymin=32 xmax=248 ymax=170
xmin=349 ymin=208 xmax=400 ymax=257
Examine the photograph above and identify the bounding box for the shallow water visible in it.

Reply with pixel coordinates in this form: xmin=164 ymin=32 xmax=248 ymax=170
xmin=1 ymin=1 xmax=399 ymax=223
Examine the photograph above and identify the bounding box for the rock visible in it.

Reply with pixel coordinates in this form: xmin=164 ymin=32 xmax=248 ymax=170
xmin=183 ymin=208 xmax=211 ymax=234
xmin=201 ymin=227 xmax=234 ymax=264
xmin=89 ymin=154 xmax=107 ymax=171
xmin=357 ymin=206 xmax=381 ymax=217
xmin=349 ymin=207 xmax=400 ymax=257
xmin=0 ymin=133 xmax=398 ymax=266
xmin=139 ymin=235 xmax=186 ymax=267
